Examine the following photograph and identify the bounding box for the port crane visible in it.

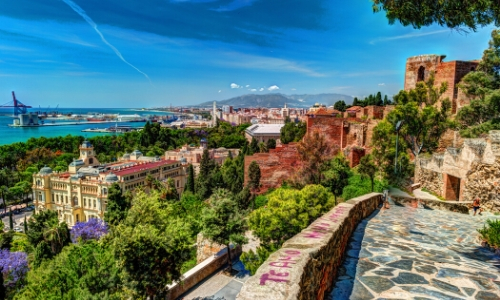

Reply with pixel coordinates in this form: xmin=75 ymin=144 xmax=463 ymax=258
xmin=0 ymin=92 xmax=32 ymax=116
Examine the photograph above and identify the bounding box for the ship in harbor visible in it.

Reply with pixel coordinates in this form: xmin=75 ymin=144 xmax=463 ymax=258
xmin=117 ymin=114 xmax=146 ymax=122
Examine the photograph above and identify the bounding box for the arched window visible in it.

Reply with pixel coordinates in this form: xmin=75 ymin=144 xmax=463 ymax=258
xmin=93 ymin=200 xmax=96 ymax=208
xmin=76 ymin=214 xmax=80 ymax=223
xmin=73 ymin=196 xmax=78 ymax=206
xmin=417 ymin=66 xmax=425 ymax=82
xmin=102 ymin=188 xmax=107 ymax=195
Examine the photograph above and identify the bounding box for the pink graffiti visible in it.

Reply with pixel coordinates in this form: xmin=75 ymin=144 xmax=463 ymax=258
xmin=269 ymin=261 xmax=295 ymax=268
xmin=284 ymin=250 xmax=301 ymax=256
xmin=260 ymin=270 xmax=290 ymax=285
xmin=303 ymin=231 xmax=323 ymax=239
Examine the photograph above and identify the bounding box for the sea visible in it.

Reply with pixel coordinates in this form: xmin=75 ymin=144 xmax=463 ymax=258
xmin=0 ymin=108 xmax=174 ymax=146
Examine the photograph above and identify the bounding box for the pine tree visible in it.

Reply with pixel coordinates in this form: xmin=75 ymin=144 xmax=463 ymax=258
xmin=353 ymin=97 xmax=359 ymax=106
xmin=358 ymin=155 xmax=377 ymax=192
xmin=185 ymin=164 xmax=195 ymax=193
xmin=376 ymin=92 xmax=383 ymax=106
xmin=9 ymin=210 xmax=13 ymax=230
xmin=250 ymin=138 xmax=259 ymax=155
xmin=383 ymin=95 xmax=389 ymax=106
xmin=248 ymin=161 xmax=261 ymax=192
xmin=23 ymin=215 xmax=28 ymax=233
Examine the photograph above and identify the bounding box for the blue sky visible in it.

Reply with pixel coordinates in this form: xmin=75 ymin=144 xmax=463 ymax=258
xmin=0 ymin=0 xmax=496 ymax=108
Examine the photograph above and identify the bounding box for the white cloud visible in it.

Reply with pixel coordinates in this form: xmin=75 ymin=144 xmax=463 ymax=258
xmin=218 ymin=90 xmax=222 ymax=93
xmin=213 ymin=52 xmax=325 ymax=77
xmin=259 ymin=88 xmax=264 ymax=92
xmin=230 ymin=83 xmax=241 ymax=89
xmin=246 ymin=85 xmax=250 ymax=87
xmin=291 ymin=88 xmax=296 ymax=91
xmin=268 ymin=85 xmax=280 ymax=91
xmin=250 ymin=88 xmax=257 ymax=92
xmin=378 ymin=83 xmax=385 ymax=86
xmin=370 ymin=30 xmax=449 ymax=45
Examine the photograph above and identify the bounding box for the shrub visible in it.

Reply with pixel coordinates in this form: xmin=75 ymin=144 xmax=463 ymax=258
xmin=478 ymin=219 xmax=500 ymax=248
xmin=342 ymin=174 xmax=389 ymax=201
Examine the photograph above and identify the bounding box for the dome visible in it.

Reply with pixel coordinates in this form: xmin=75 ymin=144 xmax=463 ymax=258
xmin=39 ymin=166 xmax=53 ymax=175
xmin=132 ymin=150 xmax=143 ymax=156
xmin=105 ymin=173 xmax=119 ymax=183
xmin=81 ymin=140 xmax=92 ymax=148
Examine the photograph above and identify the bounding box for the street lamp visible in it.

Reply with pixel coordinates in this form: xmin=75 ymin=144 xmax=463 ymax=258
xmin=394 ymin=120 xmax=403 ymax=175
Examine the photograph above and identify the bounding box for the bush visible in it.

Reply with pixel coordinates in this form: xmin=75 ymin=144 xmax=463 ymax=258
xmin=241 ymin=245 xmax=278 ymax=275
xmin=254 ymin=195 xmax=268 ymax=209
xmin=342 ymin=174 xmax=389 ymax=201
xmin=478 ymin=219 xmax=500 ymax=248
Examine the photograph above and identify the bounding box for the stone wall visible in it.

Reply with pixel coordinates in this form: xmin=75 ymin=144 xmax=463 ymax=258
xmin=167 ymin=246 xmax=242 ymax=300
xmin=244 ymin=143 xmax=300 ymax=193
xmin=416 ymin=130 xmax=500 ymax=209
xmin=236 ymin=193 xmax=382 ymax=300
xmin=390 ymin=194 xmax=470 ymax=214
xmin=196 ymin=232 xmax=225 ymax=264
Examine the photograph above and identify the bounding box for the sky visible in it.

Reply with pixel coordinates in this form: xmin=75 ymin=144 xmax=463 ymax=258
xmin=0 ymin=0 xmax=496 ymax=108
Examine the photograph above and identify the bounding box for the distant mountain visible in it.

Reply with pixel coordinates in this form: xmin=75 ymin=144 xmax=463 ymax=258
xmin=195 ymin=93 xmax=353 ymax=108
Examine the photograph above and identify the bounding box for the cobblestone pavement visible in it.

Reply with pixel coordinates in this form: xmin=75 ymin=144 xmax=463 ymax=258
xmin=330 ymin=203 xmax=500 ymax=300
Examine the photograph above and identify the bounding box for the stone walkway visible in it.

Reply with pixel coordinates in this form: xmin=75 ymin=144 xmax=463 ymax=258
xmin=330 ymin=202 xmax=500 ymax=300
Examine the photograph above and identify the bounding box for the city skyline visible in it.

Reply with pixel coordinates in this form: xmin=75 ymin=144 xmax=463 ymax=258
xmin=0 ymin=0 xmax=495 ymax=108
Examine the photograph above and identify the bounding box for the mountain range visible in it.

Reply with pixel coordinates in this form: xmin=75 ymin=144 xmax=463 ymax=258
xmin=195 ymin=93 xmax=353 ymax=108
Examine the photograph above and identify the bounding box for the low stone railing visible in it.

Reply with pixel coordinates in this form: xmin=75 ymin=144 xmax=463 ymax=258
xmin=236 ymin=193 xmax=382 ymax=300
xmin=390 ymin=195 xmax=471 ymax=214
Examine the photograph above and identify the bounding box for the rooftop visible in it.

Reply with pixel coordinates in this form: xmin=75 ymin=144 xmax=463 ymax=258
xmin=112 ymin=159 xmax=179 ymax=176
xmin=245 ymin=124 xmax=284 ymax=135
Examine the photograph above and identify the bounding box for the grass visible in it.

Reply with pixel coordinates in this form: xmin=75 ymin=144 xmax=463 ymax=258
xmin=421 ymin=187 xmax=446 ymax=201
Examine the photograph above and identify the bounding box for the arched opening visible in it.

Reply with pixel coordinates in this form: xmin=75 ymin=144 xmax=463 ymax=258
xmin=73 ymin=196 xmax=79 ymax=206
xmin=76 ymin=214 xmax=80 ymax=223
xmin=417 ymin=66 xmax=425 ymax=82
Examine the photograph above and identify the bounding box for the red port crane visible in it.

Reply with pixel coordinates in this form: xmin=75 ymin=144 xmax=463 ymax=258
xmin=0 ymin=92 xmax=32 ymax=116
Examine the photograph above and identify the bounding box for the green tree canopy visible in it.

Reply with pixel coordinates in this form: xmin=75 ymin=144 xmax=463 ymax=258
xmin=202 ymin=189 xmax=247 ymax=269
xmin=249 ymin=185 xmax=334 ymax=248
xmin=112 ymin=191 xmax=193 ymax=297
xmin=371 ymin=0 xmax=500 ymax=30
xmin=357 ymin=155 xmax=377 ymax=192
xmin=247 ymin=161 xmax=261 ymax=192
xmin=104 ymin=183 xmax=131 ymax=227
xmin=333 ymin=100 xmax=347 ymax=112
xmin=321 ymin=154 xmax=351 ymax=202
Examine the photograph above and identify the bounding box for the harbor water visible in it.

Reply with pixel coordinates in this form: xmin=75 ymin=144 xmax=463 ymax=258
xmin=0 ymin=108 xmax=174 ymax=146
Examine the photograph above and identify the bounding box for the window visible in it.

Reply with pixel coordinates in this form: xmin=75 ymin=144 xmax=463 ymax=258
xmin=76 ymin=214 xmax=80 ymax=223
xmin=102 ymin=188 xmax=107 ymax=195
xmin=93 ymin=200 xmax=96 ymax=208
xmin=84 ymin=198 xmax=87 ymax=207
xmin=89 ymin=158 xmax=93 ymax=164
xmin=65 ymin=196 xmax=68 ymax=203
xmin=73 ymin=196 xmax=78 ymax=206
xmin=417 ymin=66 xmax=425 ymax=82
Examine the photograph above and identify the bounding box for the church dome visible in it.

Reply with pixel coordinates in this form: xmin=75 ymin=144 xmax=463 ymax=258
xmin=105 ymin=173 xmax=119 ymax=183
xmin=39 ymin=166 xmax=53 ymax=175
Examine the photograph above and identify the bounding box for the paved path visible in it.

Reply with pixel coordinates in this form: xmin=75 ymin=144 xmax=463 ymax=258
xmin=330 ymin=202 xmax=500 ymax=300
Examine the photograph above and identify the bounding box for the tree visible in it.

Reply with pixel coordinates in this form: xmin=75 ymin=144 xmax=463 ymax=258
xmin=16 ymin=241 xmax=123 ymax=299
xmin=390 ymin=73 xmax=452 ymax=156
xmin=27 ymin=210 xmax=70 ymax=265
xmin=295 ymin=130 xmax=333 ymax=185
xmin=23 ymin=216 xmax=27 ymax=234
xmin=113 ymin=191 xmax=193 ymax=297
xmin=0 ymin=266 xmax=4 ymax=300
xmin=357 ymin=155 xmax=377 ymax=192
xmin=249 ymin=185 xmax=334 ymax=248
xmin=266 ymin=139 xmax=276 ymax=150
xmin=321 ymin=154 xmax=351 ymax=203
xmin=249 ymin=137 xmax=259 ymax=155
xmin=353 ymin=97 xmax=359 ymax=106
xmin=185 ymin=164 xmax=195 ymax=193
xmin=8 ymin=210 xmax=13 ymax=230
xmin=371 ymin=0 xmax=500 ymax=30
xmin=202 ymin=190 xmax=247 ymax=270
xmin=70 ymin=218 xmax=108 ymax=243
xmin=383 ymin=95 xmax=390 ymax=106
xmin=334 ymin=100 xmax=347 ymax=112
xmin=247 ymin=161 xmax=261 ymax=192
xmin=165 ymin=177 xmax=179 ymax=200
xmin=104 ymin=183 xmax=131 ymax=227
xmin=221 ymin=157 xmax=243 ymax=195
xmin=375 ymin=92 xmax=383 ymax=106
xmin=280 ymin=121 xmax=307 ymax=144
xmin=457 ymin=29 xmax=500 ymax=137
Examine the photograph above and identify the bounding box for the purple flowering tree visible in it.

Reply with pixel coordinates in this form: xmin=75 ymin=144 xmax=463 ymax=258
xmin=70 ymin=218 xmax=109 ymax=243
xmin=0 ymin=249 xmax=28 ymax=288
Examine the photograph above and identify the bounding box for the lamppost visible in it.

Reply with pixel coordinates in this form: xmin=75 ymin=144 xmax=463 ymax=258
xmin=394 ymin=120 xmax=403 ymax=175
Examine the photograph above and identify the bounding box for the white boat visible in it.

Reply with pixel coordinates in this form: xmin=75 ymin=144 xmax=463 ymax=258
xmin=117 ymin=114 xmax=145 ymax=122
